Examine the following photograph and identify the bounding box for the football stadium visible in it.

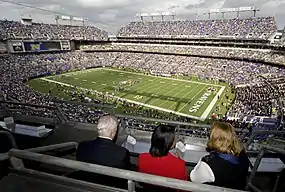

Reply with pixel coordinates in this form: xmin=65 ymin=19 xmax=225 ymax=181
xmin=0 ymin=2 xmax=285 ymax=192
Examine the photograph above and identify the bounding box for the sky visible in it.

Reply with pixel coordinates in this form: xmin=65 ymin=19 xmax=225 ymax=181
xmin=0 ymin=0 xmax=285 ymax=34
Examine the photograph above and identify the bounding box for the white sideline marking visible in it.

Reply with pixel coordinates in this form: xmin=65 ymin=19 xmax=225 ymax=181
xmin=42 ymin=78 xmax=75 ymax=87
xmin=200 ymin=86 xmax=226 ymax=120
xmin=46 ymin=68 xmax=101 ymax=79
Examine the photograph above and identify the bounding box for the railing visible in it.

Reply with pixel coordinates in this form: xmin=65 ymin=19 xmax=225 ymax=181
xmin=8 ymin=148 xmax=247 ymax=192
xmin=0 ymin=142 xmax=77 ymax=161
xmin=1 ymin=100 xmax=56 ymax=110
xmin=246 ymin=145 xmax=285 ymax=192
xmin=0 ymin=130 xmax=18 ymax=161
xmin=245 ymin=131 xmax=285 ymax=148
xmin=117 ymin=114 xmax=211 ymax=128
xmin=0 ymin=130 xmax=17 ymax=148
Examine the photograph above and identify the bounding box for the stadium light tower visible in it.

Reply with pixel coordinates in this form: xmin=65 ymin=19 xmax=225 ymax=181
xmin=20 ymin=14 xmax=32 ymax=25
xmin=204 ymin=7 xmax=260 ymax=19
xmin=136 ymin=12 xmax=176 ymax=21
xmin=55 ymin=15 xmax=88 ymax=26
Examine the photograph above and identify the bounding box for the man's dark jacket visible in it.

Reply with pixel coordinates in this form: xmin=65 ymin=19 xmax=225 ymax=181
xmin=73 ymin=137 xmax=133 ymax=189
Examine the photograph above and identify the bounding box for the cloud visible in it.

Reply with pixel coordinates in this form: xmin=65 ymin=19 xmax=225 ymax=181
xmin=75 ymin=0 xmax=132 ymax=9
xmin=1 ymin=0 xmax=285 ymax=33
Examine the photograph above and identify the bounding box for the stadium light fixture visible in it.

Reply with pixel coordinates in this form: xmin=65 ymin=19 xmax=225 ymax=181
xmin=204 ymin=7 xmax=260 ymax=19
xmin=136 ymin=12 xmax=176 ymax=21
xmin=55 ymin=15 xmax=87 ymax=26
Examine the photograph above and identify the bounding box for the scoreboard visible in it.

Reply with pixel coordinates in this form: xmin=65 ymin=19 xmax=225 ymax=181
xmin=23 ymin=42 xmax=62 ymax=51
xmin=8 ymin=40 xmax=71 ymax=53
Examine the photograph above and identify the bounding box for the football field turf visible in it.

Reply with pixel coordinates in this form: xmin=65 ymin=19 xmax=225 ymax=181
xmin=30 ymin=68 xmax=228 ymax=121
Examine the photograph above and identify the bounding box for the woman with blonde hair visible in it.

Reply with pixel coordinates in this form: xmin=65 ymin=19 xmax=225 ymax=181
xmin=190 ymin=122 xmax=249 ymax=190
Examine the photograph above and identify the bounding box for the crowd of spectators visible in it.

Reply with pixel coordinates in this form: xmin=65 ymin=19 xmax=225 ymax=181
xmin=3 ymin=103 xmax=56 ymax=119
xmin=118 ymin=17 xmax=276 ymax=39
xmin=264 ymin=74 xmax=285 ymax=96
xmin=58 ymin=102 xmax=108 ymax=124
xmin=229 ymin=84 xmax=275 ymax=117
xmin=83 ymin=43 xmax=285 ymax=65
xmin=0 ymin=20 xmax=108 ymax=40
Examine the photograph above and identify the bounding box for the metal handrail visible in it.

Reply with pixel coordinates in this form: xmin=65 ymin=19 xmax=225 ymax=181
xmin=0 ymin=130 xmax=17 ymax=149
xmin=246 ymin=145 xmax=285 ymax=192
xmin=27 ymin=142 xmax=78 ymax=152
xmin=116 ymin=114 xmax=211 ymax=128
xmin=0 ymin=130 xmax=18 ymax=161
xmin=9 ymin=149 xmax=247 ymax=192
xmin=0 ymin=142 xmax=77 ymax=161
xmin=1 ymin=100 xmax=56 ymax=110
xmin=245 ymin=131 xmax=285 ymax=147
xmin=56 ymin=99 xmax=115 ymax=109
xmin=269 ymin=138 xmax=285 ymax=145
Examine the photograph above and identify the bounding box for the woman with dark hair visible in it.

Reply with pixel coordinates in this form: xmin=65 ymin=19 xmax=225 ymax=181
xmin=190 ymin=122 xmax=249 ymax=190
xmin=138 ymin=124 xmax=187 ymax=181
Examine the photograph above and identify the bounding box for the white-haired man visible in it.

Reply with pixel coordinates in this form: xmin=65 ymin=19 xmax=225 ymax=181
xmin=76 ymin=115 xmax=132 ymax=170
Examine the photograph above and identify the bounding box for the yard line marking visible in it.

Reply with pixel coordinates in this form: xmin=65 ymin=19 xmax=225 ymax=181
xmin=122 ymin=78 xmax=167 ymax=100
xmin=40 ymin=77 xmax=204 ymax=120
xmin=114 ymin=71 xmax=159 ymax=92
xmin=149 ymin=82 xmax=186 ymax=105
xmin=167 ymin=83 xmax=201 ymax=109
xmin=105 ymin=68 xmax=223 ymax=87
xmin=131 ymin=82 xmax=167 ymax=101
xmin=157 ymin=83 xmax=193 ymax=107
xmin=131 ymin=78 xmax=162 ymax=91
xmin=131 ymin=80 xmax=180 ymax=103
xmin=178 ymin=85 xmax=208 ymax=112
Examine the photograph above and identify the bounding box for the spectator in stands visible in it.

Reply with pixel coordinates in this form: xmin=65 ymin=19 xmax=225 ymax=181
xmin=76 ymin=115 xmax=132 ymax=170
xmin=190 ymin=122 xmax=249 ymax=190
xmin=74 ymin=115 xmax=133 ymax=189
xmin=138 ymin=124 xmax=187 ymax=191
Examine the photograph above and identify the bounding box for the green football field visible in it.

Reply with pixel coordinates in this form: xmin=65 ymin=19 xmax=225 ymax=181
xmin=28 ymin=68 xmax=234 ymax=121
